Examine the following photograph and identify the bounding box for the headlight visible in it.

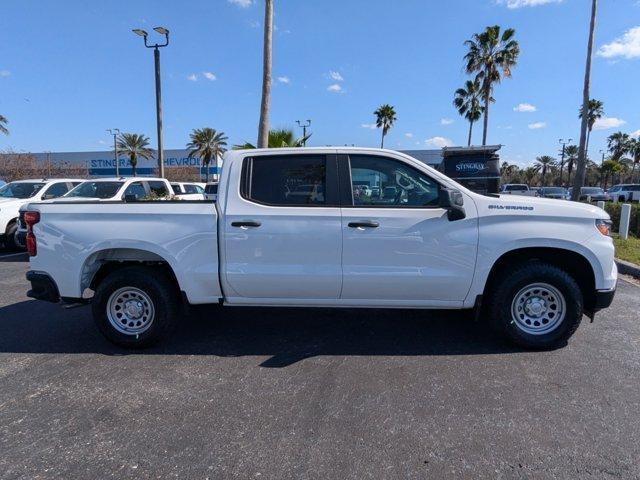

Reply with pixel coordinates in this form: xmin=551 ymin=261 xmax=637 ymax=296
xmin=595 ymin=219 xmax=612 ymax=236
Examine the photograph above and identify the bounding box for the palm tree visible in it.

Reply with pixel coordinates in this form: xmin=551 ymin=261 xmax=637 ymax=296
xmin=523 ymin=166 xmax=537 ymax=185
xmin=453 ymin=79 xmax=485 ymax=146
xmin=464 ymin=25 xmax=520 ymax=145
xmin=534 ymin=155 xmax=556 ymax=186
xmin=257 ymin=0 xmax=273 ymax=148
xmin=564 ymin=145 xmax=579 ymax=184
xmin=0 ymin=114 xmax=8 ymax=135
xmin=578 ymin=98 xmax=604 ymax=156
xmin=116 ymin=133 xmax=154 ymax=177
xmin=186 ymin=128 xmax=228 ymax=183
xmin=607 ymin=131 xmax=631 ymax=161
xmin=374 ymin=104 xmax=397 ymax=148
xmin=234 ymin=128 xmax=310 ymax=149
xmin=571 ymin=0 xmax=598 ymax=201
xmin=629 ymin=138 xmax=640 ymax=182
xmin=599 ymin=159 xmax=621 ymax=190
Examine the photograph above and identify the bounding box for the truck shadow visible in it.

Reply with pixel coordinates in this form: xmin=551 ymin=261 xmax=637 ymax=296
xmin=0 ymin=300 xmax=523 ymax=367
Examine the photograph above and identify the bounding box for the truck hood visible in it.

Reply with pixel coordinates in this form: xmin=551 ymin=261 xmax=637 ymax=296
xmin=0 ymin=198 xmax=27 ymax=207
xmin=489 ymin=194 xmax=608 ymax=219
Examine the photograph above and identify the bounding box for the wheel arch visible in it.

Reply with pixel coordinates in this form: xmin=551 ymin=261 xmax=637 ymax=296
xmin=482 ymin=247 xmax=597 ymax=310
xmin=81 ymin=248 xmax=181 ymax=298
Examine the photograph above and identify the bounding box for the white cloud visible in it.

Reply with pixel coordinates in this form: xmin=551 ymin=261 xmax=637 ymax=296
xmin=597 ymin=27 xmax=640 ymax=60
xmin=440 ymin=118 xmax=454 ymax=125
xmin=631 ymin=129 xmax=640 ymax=138
xmin=425 ymin=136 xmax=454 ymax=148
xmin=0 ymin=70 xmax=10 ymax=77
xmin=528 ymin=122 xmax=547 ymax=129
xmin=328 ymin=70 xmax=344 ymax=82
xmin=187 ymin=73 xmax=198 ymax=81
xmin=228 ymin=0 xmax=253 ymax=7
xmin=514 ymin=103 xmax=537 ymax=112
xmin=361 ymin=123 xmax=377 ymax=130
xmin=404 ymin=133 xmax=414 ymax=138
xmin=203 ymin=72 xmax=216 ymax=81
xmin=497 ymin=0 xmax=563 ymax=8
xmin=327 ymin=83 xmax=342 ymax=93
xmin=276 ymin=76 xmax=290 ymax=84
xmin=593 ymin=116 xmax=626 ymax=130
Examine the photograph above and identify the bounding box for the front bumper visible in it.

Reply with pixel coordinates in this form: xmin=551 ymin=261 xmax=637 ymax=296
xmin=594 ymin=287 xmax=616 ymax=311
xmin=26 ymin=271 xmax=60 ymax=303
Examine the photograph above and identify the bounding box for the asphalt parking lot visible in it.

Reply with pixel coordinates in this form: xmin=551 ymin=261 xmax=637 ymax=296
xmin=1 ymin=252 xmax=639 ymax=479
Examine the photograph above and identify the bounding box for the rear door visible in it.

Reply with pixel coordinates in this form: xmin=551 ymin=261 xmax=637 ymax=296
xmin=223 ymin=153 xmax=342 ymax=301
xmin=338 ymin=153 xmax=478 ymax=306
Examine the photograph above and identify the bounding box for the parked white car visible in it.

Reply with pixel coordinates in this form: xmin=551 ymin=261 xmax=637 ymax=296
xmin=204 ymin=182 xmax=219 ymax=201
xmin=14 ymin=177 xmax=173 ymax=249
xmin=24 ymin=148 xmax=616 ymax=350
xmin=607 ymin=184 xmax=640 ymax=202
xmin=0 ymin=178 xmax=83 ymax=249
xmin=170 ymin=182 xmax=206 ymax=200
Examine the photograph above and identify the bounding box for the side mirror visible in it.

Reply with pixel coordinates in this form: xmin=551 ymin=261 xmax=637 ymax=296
xmin=42 ymin=193 xmax=56 ymax=200
xmin=124 ymin=194 xmax=138 ymax=203
xmin=439 ymin=188 xmax=466 ymax=221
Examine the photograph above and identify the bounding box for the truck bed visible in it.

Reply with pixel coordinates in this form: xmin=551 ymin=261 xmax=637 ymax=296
xmin=27 ymin=201 xmax=221 ymax=304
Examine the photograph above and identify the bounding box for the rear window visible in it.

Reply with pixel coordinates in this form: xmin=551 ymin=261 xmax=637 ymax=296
xmin=148 ymin=181 xmax=169 ymax=197
xmin=205 ymin=184 xmax=218 ymax=194
xmin=241 ymin=155 xmax=326 ymax=206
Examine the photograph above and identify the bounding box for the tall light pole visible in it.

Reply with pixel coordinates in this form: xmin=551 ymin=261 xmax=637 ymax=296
xmin=296 ymin=119 xmax=311 ymax=146
xmin=559 ymin=138 xmax=572 ymax=185
xmin=133 ymin=27 xmax=169 ymax=178
xmin=107 ymin=128 xmax=121 ymax=177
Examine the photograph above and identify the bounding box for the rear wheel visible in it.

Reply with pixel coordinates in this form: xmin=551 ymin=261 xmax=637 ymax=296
xmin=92 ymin=266 xmax=179 ymax=348
xmin=4 ymin=222 xmax=18 ymax=250
xmin=487 ymin=262 xmax=583 ymax=349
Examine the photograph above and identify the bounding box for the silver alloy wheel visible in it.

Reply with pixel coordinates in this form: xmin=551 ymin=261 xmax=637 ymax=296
xmin=107 ymin=287 xmax=155 ymax=336
xmin=510 ymin=282 xmax=566 ymax=335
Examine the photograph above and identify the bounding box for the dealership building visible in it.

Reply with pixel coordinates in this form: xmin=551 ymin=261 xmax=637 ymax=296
xmin=3 ymin=144 xmax=501 ymax=193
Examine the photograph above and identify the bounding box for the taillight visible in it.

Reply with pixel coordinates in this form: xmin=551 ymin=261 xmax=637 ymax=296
xmin=24 ymin=211 xmax=40 ymax=256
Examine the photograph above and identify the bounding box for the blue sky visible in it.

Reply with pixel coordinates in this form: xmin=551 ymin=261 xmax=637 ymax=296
xmin=0 ymin=0 xmax=638 ymax=166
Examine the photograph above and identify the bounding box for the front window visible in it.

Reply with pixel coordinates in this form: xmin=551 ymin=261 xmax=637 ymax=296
xmin=0 ymin=182 xmax=46 ymax=199
xmin=581 ymin=187 xmax=603 ymax=195
xmin=66 ymin=181 xmax=123 ymax=199
xmin=348 ymin=155 xmax=440 ymax=207
xmin=170 ymin=184 xmax=182 ymax=194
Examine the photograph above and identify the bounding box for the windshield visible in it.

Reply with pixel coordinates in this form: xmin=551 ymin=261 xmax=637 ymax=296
xmin=66 ymin=181 xmax=123 ymax=199
xmin=0 ymin=182 xmax=46 ymax=199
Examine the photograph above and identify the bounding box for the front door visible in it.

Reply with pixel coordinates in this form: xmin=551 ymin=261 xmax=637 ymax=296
xmin=223 ymin=153 xmax=343 ymax=301
xmin=339 ymin=154 xmax=478 ymax=306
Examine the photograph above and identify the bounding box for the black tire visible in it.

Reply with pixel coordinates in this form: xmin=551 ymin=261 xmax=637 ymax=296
xmin=619 ymin=195 xmax=626 ymax=202
xmin=487 ymin=262 xmax=583 ymax=349
xmin=92 ymin=266 xmax=179 ymax=348
xmin=4 ymin=222 xmax=18 ymax=250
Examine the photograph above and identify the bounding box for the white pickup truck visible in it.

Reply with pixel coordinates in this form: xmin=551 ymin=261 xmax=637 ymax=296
xmin=23 ymin=148 xmax=617 ymax=350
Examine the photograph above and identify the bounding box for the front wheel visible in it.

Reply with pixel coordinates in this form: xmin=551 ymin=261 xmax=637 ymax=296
xmin=487 ymin=262 xmax=583 ymax=349
xmin=92 ymin=266 xmax=179 ymax=348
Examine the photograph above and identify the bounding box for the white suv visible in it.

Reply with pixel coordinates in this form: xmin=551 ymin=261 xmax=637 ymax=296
xmin=608 ymin=184 xmax=640 ymax=202
xmin=1 ymin=178 xmax=83 ymax=249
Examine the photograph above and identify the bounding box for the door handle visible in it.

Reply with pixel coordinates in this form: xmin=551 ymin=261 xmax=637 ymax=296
xmin=231 ymin=220 xmax=262 ymax=228
xmin=348 ymin=221 xmax=379 ymax=228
